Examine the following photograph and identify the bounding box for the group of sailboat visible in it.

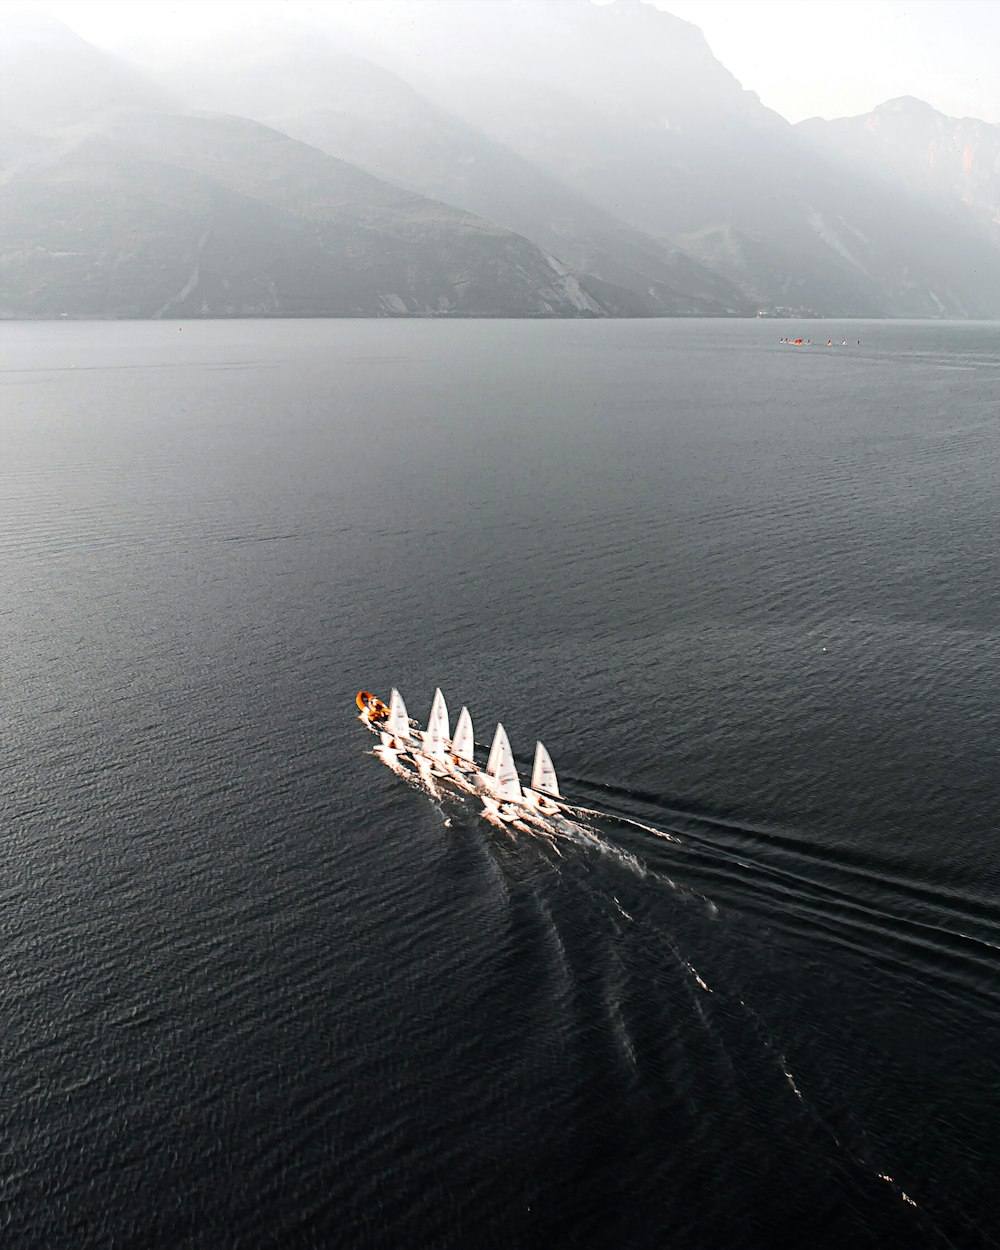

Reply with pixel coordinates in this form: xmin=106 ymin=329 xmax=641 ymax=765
xmin=356 ymin=688 xmax=563 ymax=826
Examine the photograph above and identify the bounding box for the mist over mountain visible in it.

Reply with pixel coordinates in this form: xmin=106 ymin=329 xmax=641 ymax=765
xmin=0 ymin=8 xmax=173 ymax=127
xmin=140 ymin=17 xmax=746 ymax=315
xmin=798 ymin=97 xmax=1000 ymax=251
xmin=2 ymin=0 xmax=998 ymax=319
xmin=1 ymin=12 xmax=642 ymax=318
xmin=3 ymin=112 xmax=636 ymax=318
xmin=393 ymin=0 xmax=999 ymax=317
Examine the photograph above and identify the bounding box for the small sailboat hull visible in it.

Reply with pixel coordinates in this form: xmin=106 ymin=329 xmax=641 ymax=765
xmin=481 ymin=795 xmax=522 ymax=826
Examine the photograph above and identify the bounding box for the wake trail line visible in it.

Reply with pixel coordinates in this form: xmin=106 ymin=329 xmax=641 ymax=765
xmin=556 ymin=806 xmax=720 ymax=911
xmin=731 ymin=996 xmax=956 ymax=1241
xmin=562 ymin=803 xmax=683 ymax=844
xmin=373 ymin=730 xmax=960 ymax=1247
xmin=368 ymin=748 xmax=720 ymax=907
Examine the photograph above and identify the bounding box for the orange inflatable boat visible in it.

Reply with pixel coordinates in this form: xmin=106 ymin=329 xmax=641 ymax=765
xmin=356 ymin=690 xmax=389 ymax=722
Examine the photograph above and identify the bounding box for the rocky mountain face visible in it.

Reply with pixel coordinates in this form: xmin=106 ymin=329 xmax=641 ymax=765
xmin=112 ymin=18 xmax=749 ymax=316
xmin=798 ymin=97 xmax=1000 ymax=249
xmin=1 ymin=115 xmax=625 ymax=319
xmin=0 ymin=14 xmax=644 ymax=319
xmin=401 ymin=0 xmax=1000 ymax=317
xmin=2 ymin=1 xmax=998 ymax=320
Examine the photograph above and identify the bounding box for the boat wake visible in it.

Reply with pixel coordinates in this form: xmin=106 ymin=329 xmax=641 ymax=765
xmin=365 ymin=737 xmax=722 ymax=920
xmin=358 ymin=686 xmax=739 ymax=919
xmin=562 ymin=801 xmax=681 ymax=843
xmin=364 ymin=695 xmax=1000 ymax=1014
xmin=356 ymin=687 xmax=985 ymax=1246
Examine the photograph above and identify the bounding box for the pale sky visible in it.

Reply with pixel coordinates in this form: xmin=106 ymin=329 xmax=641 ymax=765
xmin=12 ymin=0 xmax=1000 ymax=124
xmin=657 ymin=0 xmax=1000 ymax=122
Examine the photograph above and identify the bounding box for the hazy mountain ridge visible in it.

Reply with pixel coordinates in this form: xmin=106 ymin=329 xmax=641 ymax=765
xmin=0 ymin=13 xmax=654 ymax=319
xmin=409 ymin=0 xmax=999 ymax=317
xmin=798 ymin=97 xmax=1000 ymax=248
xmin=0 ymin=9 xmax=175 ymax=127
xmin=121 ymin=16 xmax=749 ymax=315
xmin=1 ymin=110 xmax=625 ymax=318
xmin=2 ymin=1 xmax=998 ymax=319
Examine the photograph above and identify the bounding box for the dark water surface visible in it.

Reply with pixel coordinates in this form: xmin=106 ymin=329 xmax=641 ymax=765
xmin=2 ymin=318 xmax=999 ymax=1249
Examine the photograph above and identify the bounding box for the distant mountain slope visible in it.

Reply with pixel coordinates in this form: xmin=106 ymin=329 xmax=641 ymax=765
xmin=797 ymin=98 xmax=1000 ymax=249
xmin=0 ymin=13 xmax=653 ymax=319
xmin=384 ymin=0 xmax=1000 ymax=317
xmin=3 ymin=3 xmax=998 ymax=319
xmin=0 ymin=9 xmax=174 ymax=126
xmin=0 ymin=111 xmax=630 ymax=318
xmin=131 ymin=21 xmax=749 ymax=315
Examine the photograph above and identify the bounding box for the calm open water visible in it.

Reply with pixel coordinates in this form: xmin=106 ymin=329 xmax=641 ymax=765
xmin=2 ymin=317 xmax=999 ymax=1249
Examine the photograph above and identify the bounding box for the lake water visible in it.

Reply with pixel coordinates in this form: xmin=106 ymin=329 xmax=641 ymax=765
xmin=2 ymin=317 xmax=998 ymax=1249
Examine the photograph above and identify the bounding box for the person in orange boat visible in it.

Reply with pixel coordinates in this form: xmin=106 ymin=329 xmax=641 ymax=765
xmin=356 ymin=691 xmax=389 ymax=723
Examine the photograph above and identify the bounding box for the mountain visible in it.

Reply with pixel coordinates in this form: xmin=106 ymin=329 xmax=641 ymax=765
xmin=364 ymin=0 xmax=1000 ymax=317
xmin=0 ymin=9 xmax=173 ymax=127
xmin=127 ymin=19 xmax=749 ymax=316
xmin=3 ymin=2 xmax=998 ymax=320
xmin=797 ymin=97 xmax=1000 ymax=249
xmin=0 ymin=15 xmax=642 ymax=319
xmin=1 ymin=111 xmax=631 ymax=318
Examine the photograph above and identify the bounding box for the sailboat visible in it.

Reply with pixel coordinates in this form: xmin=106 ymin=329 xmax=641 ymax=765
xmin=414 ymin=688 xmax=450 ymax=787
xmin=356 ymin=687 xmax=567 ymax=823
xmin=522 ymin=741 xmax=561 ymax=816
xmin=451 ymin=707 xmax=474 ymax=766
xmin=422 ymin=688 xmax=449 ymax=759
xmin=479 ymin=722 xmax=525 ymax=822
xmin=442 ymin=706 xmax=480 ymax=793
xmin=380 ymin=687 xmax=413 ymax=751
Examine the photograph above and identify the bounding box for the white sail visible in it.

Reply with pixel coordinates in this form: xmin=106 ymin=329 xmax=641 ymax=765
xmin=485 ymin=721 xmax=504 ymax=777
xmin=530 ymin=741 xmax=560 ymax=797
xmin=386 ymin=688 xmax=410 ymax=740
xmin=424 ymin=688 xmax=450 ymax=760
xmin=485 ymin=722 xmax=522 ymax=803
xmin=452 ymin=706 xmax=474 ymax=763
